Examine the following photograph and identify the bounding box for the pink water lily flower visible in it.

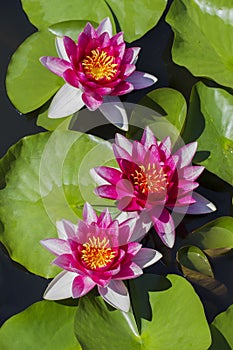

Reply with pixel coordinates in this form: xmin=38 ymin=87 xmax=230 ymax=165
xmin=40 ymin=18 xmax=157 ymax=131
xmin=93 ymin=127 xmax=216 ymax=248
xmin=40 ymin=203 xmax=162 ymax=312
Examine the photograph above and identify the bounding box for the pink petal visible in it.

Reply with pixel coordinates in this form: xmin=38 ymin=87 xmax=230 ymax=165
xmin=114 ymin=262 xmax=143 ymax=280
xmin=127 ymin=242 xmax=142 ymax=256
xmin=56 ymin=219 xmax=77 ymax=239
xmin=63 ymin=36 xmax=77 ymax=58
xmin=83 ymin=22 xmax=96 ymax=37
xmin=96 ymin=17 xmax=113 ymax=37
xmin=180 ymin=166 xmax=205 ymax=181
xmin=178 ymin=179 xmax=199 ymax=192
xmin=98 ymin=280 xmax=130 ymax=312
xmin=133 ymin=248 xmax=162 ymax=268
xmin=159 ymin=136 xmax=172 ymax=158
xmin=122 ymin=47 xmax=141 ymax=64
xmin=43 ymin=271 xmax=75 ymax=300
xmin=97 ymin=208 xmax=112 ymax=228
xmin=141 ymin=126 xmax=157 ymax=149
xmin=95 ymin=184 xmax=118 ymax=199
xmin=53 ymin=254 xmax=77 ymax=271
xmin=132 ymin=141 xmax=147 ymax=163
xmin=94 ymin=166 xmax=122 ymax=185
xmin=120 ymin=64 xmax=136 ymax=78
xmin=174 ymin=142 xmax=197 ymax=168
xmin=83 ymin=202 xmax=98 ymax=224
xmin=113 ymin=144 xmax=132 ymax=162
xmin=110 ymin=32 xmax=124 ymax=46
xmin=173 ymin=192 xmax=216 ymax=214
xmin=48 ymin=84 xmax=84 ymax=118
xmin=111 ymin=81 xmax=134 ymax=96
xmin=151 ymin=208 xmax=175 ymax=248
xmin=40 ymin=238 xmax=71 ymax=256
xmin=115 ymin=133 xmax=133 ymax=154
xmin=129 ymin=210 xmax=152 ymax=242
xmin=126 ymin=71 xmax=158 ymax=89
xmin=82 ymin=92 xmax=103 ymax=110
xmin=118 ymin=215 xmax=138 ymax=244
xmin=116 ymin=179 xmax=134 ymax=198
xmin=40 ymin=56 xmax=71 ymax=77
xmin=117 ymin=196 xmax=144 ymax=211
xmin=63 ymin=69 xmax=79 ymax=88
xmin=72 ymin=275 xmax=96 ymax=298
xmin=98 ymin=96 xmax=128 ymax=131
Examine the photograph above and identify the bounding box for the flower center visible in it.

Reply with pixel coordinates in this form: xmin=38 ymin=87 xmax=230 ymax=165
xmin=81 ymin=236 xmax=116 ymax=269
xmin=131 ymin=163 xmax=168 ymax=195
xmin=82 ymin=49 xmax=118 ymax=80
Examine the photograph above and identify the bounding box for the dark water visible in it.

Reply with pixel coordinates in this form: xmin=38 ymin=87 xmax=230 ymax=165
xmin=0 ymin=0 xmax=232 ymax=327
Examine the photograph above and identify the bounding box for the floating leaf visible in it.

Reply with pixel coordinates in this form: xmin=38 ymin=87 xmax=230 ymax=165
xmin=209 ymin=305 xmax=233 ymax=349
xmin=0 ymin=301 xmax=80 ymax=350
xmin=177 ymin=246 xmax=227 ymax=297
xmin=21 ymin=0 xmax=114 ymax=31
xmin=183 ymin=217 xmax=233 ymax=251
xmin=0 ymin=131 xmax=118 ymax=277
xmin=166 ymin=0 xmax=233 ymax=89
xmin=75 ymin=274 xmax=211 ymax=349
xmin=6 ymin=29 xmax=62 ymax=114
xmin=177 ymin=245 xmax=214 ymax=277
xmin=183 ymin=82 xmax=233 ymax=185
xmin=48 ymin=20 xmax=98 ymax=41
xmin=22 ymin=0 xmax=167 ymax=42
xmin=127 ymin=88 xmax=187 ymax=146
xmin=135 ymin=88 xmax=186 ymax=141
xmin=36 ymin=102 xmax=73 ymax=131
xmin=105 ymin=0 xmax=168 ymax=42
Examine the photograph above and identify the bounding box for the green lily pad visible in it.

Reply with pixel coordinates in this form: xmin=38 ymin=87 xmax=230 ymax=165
xmin=75 ymin=274 xmax=211 ymax=349
xmin=0 ymin=130 xmax=118 ymax=278
xmin=183 ymin=82 xmax=233 ymax=186
xmin=183 ymin=217 xmax=233 ymax=251
xmin=166 ymin=0 xmax=233 ymax=89
xmin=22 ymin=0 xmax=167 ymax=42
xmin=21 ymin=0 xmax=115 ymax=31
xmin=6 ymin=29 xmax=62 ymax=114
xmin=209 ymin=305 xmax=233 ymax=349
xmin=36 ymin=101 xmax=73 ymax=131
xmin=128 ymin=88 xmax=187 ymax=145
xmin=106 ymin=0 xmax=168 ymax=42
xmin=0 ymin=301 xmax=80 ymax=350
xmin=49 ymin=20 xmax=98 ymax=41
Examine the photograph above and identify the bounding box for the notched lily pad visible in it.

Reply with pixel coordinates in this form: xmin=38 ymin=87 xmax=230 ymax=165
xmin=0 ymin=130 xmax=117 ymax=277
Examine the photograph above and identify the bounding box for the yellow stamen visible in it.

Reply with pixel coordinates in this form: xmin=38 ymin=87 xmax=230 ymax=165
xmin=82 ymin=49 xmax=118 ymax=81
xmin=131 ymin=163 xmax=168 ymax=195
xmin=81 ymin=236 xmax=116 ymax=269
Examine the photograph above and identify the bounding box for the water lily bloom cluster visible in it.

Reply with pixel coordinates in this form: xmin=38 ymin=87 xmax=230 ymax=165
xmin=93 ymin=127 xmax=216 ymax=248
xmin=40 ymin=17 xmax=157 ymax=130
xmin=41 ymin=203 xmax=162 ymax=312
